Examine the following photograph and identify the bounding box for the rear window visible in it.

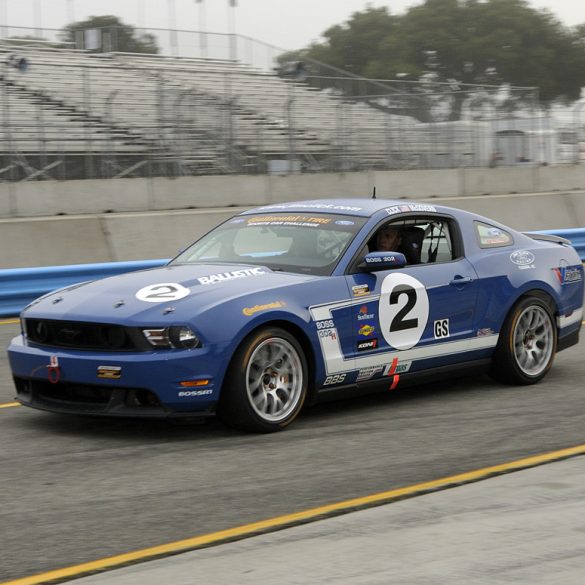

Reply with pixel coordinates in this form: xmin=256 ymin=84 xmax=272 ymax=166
xmin=475 ymin=221 xmax=513 ymax=248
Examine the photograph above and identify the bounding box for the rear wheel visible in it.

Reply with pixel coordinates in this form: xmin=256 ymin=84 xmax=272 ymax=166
xmin=490 ymin=296 xmax=557 ymax=385
xmin=219 ymin=327 xmax=308 ymax=432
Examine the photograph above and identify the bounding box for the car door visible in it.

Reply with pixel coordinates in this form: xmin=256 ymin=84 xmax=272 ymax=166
xmin=343 ymin=217 xmax=486 ymax=381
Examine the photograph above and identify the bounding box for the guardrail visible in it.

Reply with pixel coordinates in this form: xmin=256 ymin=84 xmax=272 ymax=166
xmin=537 ymin=229 xmax=585 ymax=260
xmin=1 ymin=228 xmax=584 ymax=319
xmin=0 ymin=259 xmax=168 ymax=318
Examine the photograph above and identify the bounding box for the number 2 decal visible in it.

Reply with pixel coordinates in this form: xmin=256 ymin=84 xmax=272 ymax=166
xmin=379 ymin=274 xmax=429 ymax=350
xmin=136 ymin=283 xmax=190 ymax=303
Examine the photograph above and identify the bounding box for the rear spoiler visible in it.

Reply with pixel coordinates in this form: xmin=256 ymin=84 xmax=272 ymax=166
xmin=523 ymin=232 xmax=572 ymax=246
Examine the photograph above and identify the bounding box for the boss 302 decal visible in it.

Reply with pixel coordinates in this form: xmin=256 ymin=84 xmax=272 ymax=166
xmin=310 ymin=273 xmax=499 ymax=376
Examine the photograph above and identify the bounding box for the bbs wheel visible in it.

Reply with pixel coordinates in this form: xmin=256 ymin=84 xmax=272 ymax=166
xmin=490 ymin=295 xmax=557 ymax=385
xmin=219 ymin=327 xmax=308 ymax=432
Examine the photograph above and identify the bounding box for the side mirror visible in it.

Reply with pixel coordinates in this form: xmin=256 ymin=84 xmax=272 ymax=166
xmin=359 ymin=251 xmax=407 ymax=272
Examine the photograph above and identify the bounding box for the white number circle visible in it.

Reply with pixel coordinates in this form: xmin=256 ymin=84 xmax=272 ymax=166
xmin=379 ymin=273 xmax=429 ymax=350
xmin=136 ymin=283 xmax=190 ymax=303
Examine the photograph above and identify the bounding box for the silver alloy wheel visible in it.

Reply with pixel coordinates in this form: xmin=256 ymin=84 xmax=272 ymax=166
xmin=245 ymin=337 xmax=304 ymax=423
xmin=513 ymin=305 xmax=554 ymax=376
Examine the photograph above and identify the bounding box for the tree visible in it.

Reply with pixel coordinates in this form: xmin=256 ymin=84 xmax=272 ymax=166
xmin=60 ymin=15 xmax=159 ymax=54
xmin=293 ymin=0 xmax=585 ymax=121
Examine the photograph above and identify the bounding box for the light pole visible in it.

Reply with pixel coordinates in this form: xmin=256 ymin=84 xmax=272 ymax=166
xmin=67 ymin=0 xmax=75 ymax=23
xmin=228 ymin=0 xmax=237 ymax=61
xmin=196 ymin=0 xmax=207 ymax=58
xmin=0 ymin=0 xmax=7 ymax=39
xmin=34 ymin=0 xmax=42 ymax=38
xmin=168 ymin=0 xmax=178 ymax=56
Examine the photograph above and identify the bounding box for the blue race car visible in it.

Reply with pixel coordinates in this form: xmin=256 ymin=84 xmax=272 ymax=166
xmin=7 ymin=199 xmax=584 ymax=432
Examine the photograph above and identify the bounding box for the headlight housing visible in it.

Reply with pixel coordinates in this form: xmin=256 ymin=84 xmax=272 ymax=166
xmin=142 ymin=326 xmax=200 ymax=349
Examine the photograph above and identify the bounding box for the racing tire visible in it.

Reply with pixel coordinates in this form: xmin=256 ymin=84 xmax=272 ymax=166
xmin=219 ymin=327 xmax=308 ymax=433
xmin=490 ymin=295 xmax=557 ymax=385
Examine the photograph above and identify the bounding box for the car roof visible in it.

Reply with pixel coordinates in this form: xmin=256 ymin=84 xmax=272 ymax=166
xmin=241 ymin=199 xmax=454 ymax=218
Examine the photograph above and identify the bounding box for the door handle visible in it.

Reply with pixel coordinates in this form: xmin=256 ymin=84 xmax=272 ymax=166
xmin=449 ymin=276 xmax=473 ymax=286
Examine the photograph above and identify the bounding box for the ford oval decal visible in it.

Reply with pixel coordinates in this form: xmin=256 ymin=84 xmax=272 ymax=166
xmin=510 ymin=250 xmax=535 ymax=266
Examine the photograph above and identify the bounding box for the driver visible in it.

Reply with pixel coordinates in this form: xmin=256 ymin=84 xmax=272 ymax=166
xmin=376 ymin=224 xmax=402 ymax=252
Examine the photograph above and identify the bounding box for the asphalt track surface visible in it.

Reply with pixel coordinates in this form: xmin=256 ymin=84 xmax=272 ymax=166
xmin=1 ymin=321 xmax=584 ymax=583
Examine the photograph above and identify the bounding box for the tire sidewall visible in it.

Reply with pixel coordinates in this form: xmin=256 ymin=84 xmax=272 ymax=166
xmin=219 ymin=327 xmax=308 ymax=432
xmin=494 ymin=295 xmax=557 ymax=385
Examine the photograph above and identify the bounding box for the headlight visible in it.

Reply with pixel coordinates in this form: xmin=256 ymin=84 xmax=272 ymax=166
xmin=142 ymin=326 xmax=200 ymax=349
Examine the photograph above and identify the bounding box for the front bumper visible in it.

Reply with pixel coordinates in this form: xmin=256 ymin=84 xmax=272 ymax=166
xmin=7 ymin=335 xmax=227 ymax=418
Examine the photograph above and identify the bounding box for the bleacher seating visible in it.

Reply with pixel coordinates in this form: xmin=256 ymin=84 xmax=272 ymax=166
xmin=0 ymin=43 xmax=425 ymax=179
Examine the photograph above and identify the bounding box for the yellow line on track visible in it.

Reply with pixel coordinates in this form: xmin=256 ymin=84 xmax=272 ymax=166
xmin=0 ymin=402 xmax=20 ymax=409
xmin=3 ymin=443 xmax=585 ymax=585
xmin=0 ymin=319 xmax=19 ymax=325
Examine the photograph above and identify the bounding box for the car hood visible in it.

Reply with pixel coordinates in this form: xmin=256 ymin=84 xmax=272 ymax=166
xmin=22 ymin=263 xmax=318 ymax=324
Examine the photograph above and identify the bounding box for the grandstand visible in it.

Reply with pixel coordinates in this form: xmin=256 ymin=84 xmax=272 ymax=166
xmin=0 ymin=41 xmax=567 ymax=182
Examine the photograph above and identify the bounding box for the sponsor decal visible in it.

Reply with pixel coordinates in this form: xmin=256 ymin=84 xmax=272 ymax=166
xmin=433 ymin=319 xmax=450 ymax=339
xmin=136 ymin=283 xmax=190 ymax=303
xmin=198 ymin=267 xmax=266 ymax=286
xmin=323 ymin=373 xmax=346 ymax=386
xmin=356 ymin=365 xmax=383 ymax=382
xmin=258 ymin=203 xmax=363 ymax=211
xmin=47 ymin=355 xmax=61 ymax=384
xmin=178 ymin=389 xmax=213 ymax=397
xmin=247 ymin=215 xmax=332 ymax=228
xmin=510 ymin=250 xmax=535 ymax=267
xmin=316 ymin=319 xmax=334 ymax=330
xmin=477 ymin=328 xmax=495 ymax=337
xmin=352 ymin=284 xmax=370 ymax=297
xmin=385 ymin=203 xmax=437 ymax=216
xmin=357 ymin=338 xmax=378 ymax=352
xmin=335 ymin=220 xmax=355 ymax=226
xmin=358 ymin=324 xmax=375 ymax=337
xmin=553 ymin=266 xmax=583 ymax=285
xmin=97 ymin=365 xmax=122 ymax=380
xmin=318 ymin=328 xmax=337 ymax=341
xmin=242 ymin=301 xmax=287 ymax=316
xmin=357 ymin=305 xmax=375 ymax=321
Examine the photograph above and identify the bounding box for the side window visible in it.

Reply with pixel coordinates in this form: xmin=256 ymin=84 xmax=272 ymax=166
xmin=421 ymin=220 xmax=455 ymax=263
xmin=475 ymin=221 xmax=513 ymax=248
xmin=366 ymin=217 xmax=457 ymax=266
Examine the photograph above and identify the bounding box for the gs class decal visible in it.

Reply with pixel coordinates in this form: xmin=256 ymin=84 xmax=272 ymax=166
xmin=379 ymin=273 xmax=429 ymax=350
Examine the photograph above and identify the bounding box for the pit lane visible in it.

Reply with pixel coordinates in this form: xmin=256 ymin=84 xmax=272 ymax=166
xmin=1 ymin=321 xmax=584 ymax=583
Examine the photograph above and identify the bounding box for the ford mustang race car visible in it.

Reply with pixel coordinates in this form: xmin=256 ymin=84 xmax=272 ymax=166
xmin=7 ymin=199 xmax=584 ymax=432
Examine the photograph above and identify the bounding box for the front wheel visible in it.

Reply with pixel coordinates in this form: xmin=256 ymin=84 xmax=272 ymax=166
xmin=219 ymin=327 xmax=308 ymax=432
xmin=490 ymin=296 xmax=557 ymax=385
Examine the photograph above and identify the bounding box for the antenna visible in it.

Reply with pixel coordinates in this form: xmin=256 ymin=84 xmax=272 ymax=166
xmin=372 ymin=186 xmax=376 ymax=199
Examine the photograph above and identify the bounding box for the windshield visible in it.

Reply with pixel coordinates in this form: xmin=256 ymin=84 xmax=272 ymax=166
xmin=171 ymin=213 xmax=367 ymax=276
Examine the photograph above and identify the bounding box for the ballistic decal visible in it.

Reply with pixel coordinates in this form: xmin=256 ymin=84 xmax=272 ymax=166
xmin=198 ymin=267 xmax=266 ymax=285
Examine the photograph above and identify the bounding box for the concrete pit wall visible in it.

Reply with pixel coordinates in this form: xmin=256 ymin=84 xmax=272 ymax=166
xmin=2 ymin=166 xmax=585 ymax=268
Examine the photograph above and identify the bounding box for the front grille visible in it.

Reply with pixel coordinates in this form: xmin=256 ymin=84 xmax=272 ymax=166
xmin=15 ymin=377 xmax=163 ymax=414
xmin=24 ymin=319 xmax=148 ymax=351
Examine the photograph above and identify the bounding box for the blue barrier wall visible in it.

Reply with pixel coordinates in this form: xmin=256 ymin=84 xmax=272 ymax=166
xmin=1 ymin=229 xmax=584 ymax=318
xmin=0 ymin=259 xmax=167 ymax=318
